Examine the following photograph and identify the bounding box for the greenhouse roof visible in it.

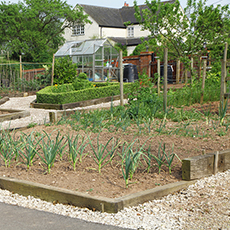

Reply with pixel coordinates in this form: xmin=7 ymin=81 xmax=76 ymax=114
xmin=55 ymin=39 xmax=110 ymax=57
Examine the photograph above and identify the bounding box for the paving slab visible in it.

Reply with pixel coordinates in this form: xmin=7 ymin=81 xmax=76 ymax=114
xmin=0 ymin=202 xmax=132 ymax=230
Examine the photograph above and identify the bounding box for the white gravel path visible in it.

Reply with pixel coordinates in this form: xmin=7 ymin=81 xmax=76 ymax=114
xmin=0 ymin=170 xmax=229 ymax=229
xmin=0 ymin=95 xmax=127 ymax=130
xmin=0 ymin=96 xmax=229 ymax=229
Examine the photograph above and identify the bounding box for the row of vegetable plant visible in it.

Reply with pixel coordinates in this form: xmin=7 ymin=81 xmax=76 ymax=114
xmin=0 ymin=130 xmax=180 ymax=188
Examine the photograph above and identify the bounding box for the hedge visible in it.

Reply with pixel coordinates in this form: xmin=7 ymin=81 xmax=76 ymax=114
xmin=36 ymin=83 xmax=134 ymax=104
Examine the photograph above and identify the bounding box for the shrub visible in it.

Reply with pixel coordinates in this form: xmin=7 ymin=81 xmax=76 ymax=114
xmin=52 ymin=56 xmax=77 ymax=84
xmin=127 ymin=73 xmax=161 ymax=119
xmin=36 ymin=83 xmax=133 ymax=104
xmin=50 ymin=84 xmax=75 ymax=93
xmin=72 ymin=72 xmax=93 ymax=91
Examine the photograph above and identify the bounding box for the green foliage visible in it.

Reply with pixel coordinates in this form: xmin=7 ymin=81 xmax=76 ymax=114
xmin=114 ymin=43 xmax=127 ymax=57
xmin=78 ymin=72 xmax=87 ymax=80
xmin=38 ymin=131 xmax=65 ymax=173
xmin=52 ymin=57 xmax=78 ymax=84
xmin=0 ymin=0 xmax=91 ymax=62
xmin=131 ymin=38 xmax=158 ymax=56
xmin=0 ymin=130 xmax=19 ymax=167
xmin=72 ymin=73 xmax=93 ymax=91
xmin=120 ymin=139 xmax=144 ymax=188
xmin=134 ymin=0 xmax=230 ymax=65
xmin=34 ymin=72 xmax=51 ymax=88
xmin=127 ymin=74 xmax=161 ymax=119
xmin=67 ymin=134 xmax=88 ymax=169
xmin=167 ymin=71 xmax=221 ymax=107
xmin=50 ymin=84 xmax=75 ymax=93
xmin=19 ymin=132 xmax=41 ymax=169
xmin=88 ymin=133 xmax=117 ymax=173
xmin=36 ymin=83 xmax=133 ymax=104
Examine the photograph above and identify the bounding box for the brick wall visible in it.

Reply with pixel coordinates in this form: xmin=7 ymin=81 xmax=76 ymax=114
xmin=123 ymin=52 xmax=153 ymax=76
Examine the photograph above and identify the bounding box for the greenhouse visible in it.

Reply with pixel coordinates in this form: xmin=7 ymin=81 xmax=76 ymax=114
xmin=55 ymin=38 xmax=120 ymax=81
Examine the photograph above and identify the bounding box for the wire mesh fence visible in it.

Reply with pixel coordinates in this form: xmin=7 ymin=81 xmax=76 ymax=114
xmin=0 ymin=62 xmax=51 ymax=92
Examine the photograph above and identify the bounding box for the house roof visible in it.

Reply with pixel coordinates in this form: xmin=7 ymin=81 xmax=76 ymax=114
xmin=79 ymin=1 xmax=176 ymax=28
xmin=80 ymin=5 xmax=124 ymax=28
xmin=108 ymin=37 xmax=149 ymax=46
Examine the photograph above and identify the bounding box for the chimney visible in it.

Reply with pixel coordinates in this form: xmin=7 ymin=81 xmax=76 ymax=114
xmin=124 ymin=1 xmax=129 ymax=7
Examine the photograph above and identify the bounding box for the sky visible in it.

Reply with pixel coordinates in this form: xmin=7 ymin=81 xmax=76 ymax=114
xmin=5 ymin=0 xmax=230 ymax=9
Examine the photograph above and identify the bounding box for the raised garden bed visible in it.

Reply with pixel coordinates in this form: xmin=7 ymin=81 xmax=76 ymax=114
xmin=30 ymin=95 xmax=125 ymax=110
xmin=0 ymin=101 xmax=230 ymax=213
xmin=0 ymin=108 xmax=30 ymax=122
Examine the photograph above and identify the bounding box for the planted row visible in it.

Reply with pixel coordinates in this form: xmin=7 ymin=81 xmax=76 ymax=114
xmin=0 ymin=130 xmax=180 ymax=188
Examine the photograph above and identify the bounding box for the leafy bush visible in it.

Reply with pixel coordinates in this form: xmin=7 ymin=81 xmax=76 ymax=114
xmin=127 ymin=87 xmax=161 ymax=119
xmin=72 ymin=72 xmax=93 ymax=91
xmin=127 ymin=73 xmax=161 ymax=119
xmin=50 ymin=84 xmax=75 ymax=93
xmin=52 ymin=56 xmax=77 ymax=84
xmin=167 ymin=71 xmax=221 ymax=107
xmin=36 ymin=83 xmax=133 ymax=104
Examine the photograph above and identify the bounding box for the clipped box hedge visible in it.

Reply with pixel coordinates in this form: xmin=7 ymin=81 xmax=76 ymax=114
xmin=36 ymin=83 xmax=133 ymax=104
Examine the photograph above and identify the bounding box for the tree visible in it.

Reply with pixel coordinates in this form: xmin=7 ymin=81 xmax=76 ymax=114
xmin=131 ymin=38 xmax=157 ymax=55
xmin=0 ymin=0 xmax=90 ymax=62
xmin=134 ymin=0 xmax=230 ymax=63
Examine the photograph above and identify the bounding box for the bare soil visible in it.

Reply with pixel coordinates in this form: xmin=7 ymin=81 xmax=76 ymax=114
xmin=0 ymin=100 xmax=229 ymax=199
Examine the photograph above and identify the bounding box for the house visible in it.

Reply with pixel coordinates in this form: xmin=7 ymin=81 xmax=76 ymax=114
xmin=63 ymin=2 xmax=169 ymax=55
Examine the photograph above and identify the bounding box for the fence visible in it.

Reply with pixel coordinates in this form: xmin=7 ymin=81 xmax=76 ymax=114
xmin=0 ymin=63 xmax=48 ymax=92
xmin=123 ymin=51 xmax=212 ymax=84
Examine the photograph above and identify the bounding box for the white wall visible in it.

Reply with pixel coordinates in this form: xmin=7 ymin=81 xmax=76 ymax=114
xmin=63 ymin=15 xmax=100 ymax=41
xmin=101 ymin=27 xmax=126 ymax=38
xmin=131 ymin=25 xmax=151 ymax=38
xmin=127 ymin=46 xmax=136 ymax=56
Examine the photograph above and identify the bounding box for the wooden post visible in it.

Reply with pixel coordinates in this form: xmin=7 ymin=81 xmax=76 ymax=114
xmin=220 ymin=42 xmax=228 ymax=107
xmin=51 ymin=54 xmax=55 ymax=86
xmin=200 ymin=59 xmax=207 ymax=104
xmin=163 ymin=48 xmax=168 ymax=113
xmin=198 ymin=57 xmax=201 ymax=79
xmin=213 ymin=151 xmax=219 ymax=175
xmin=176 ymin=59 xmax=180 ymax=84
xmin=93 ymin=44 xmax=95 ymax=81
xmin=184 ymin=69 xmax=188 ymax=85
xmin=19 ymin=55 xmax=22 ymax=79
xmin=119 ymin=50 xmax=124 ymax=106
xmin=190 ymin=57 xmax=193 ymax=85
xmin=157 ymin=59 xmax=160 ymax=96
xmin=148 ymin=60 xmax=151 ymax=79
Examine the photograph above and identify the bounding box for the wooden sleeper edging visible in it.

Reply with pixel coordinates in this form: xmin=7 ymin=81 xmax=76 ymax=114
xmin=0 ymin=176 xmax=195 ymax=213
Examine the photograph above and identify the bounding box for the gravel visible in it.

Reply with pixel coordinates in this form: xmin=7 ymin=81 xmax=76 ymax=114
xmin=0 ymin=95 xmax=127 ymax=130
xmin=0 ymin=170 xmax=229 ymax=229
xmin=0 ymin=96 xmax=230 ymax=229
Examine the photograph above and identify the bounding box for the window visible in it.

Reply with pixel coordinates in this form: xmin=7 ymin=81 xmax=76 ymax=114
xmin=128 ymin=27 xmax=134 ymax=37
xmin=72 ymin=25 xmax=85 ymax=36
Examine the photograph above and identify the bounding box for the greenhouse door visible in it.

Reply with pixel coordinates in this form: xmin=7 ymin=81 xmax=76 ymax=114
xmin=93 ymin=45 xmax=105 ymax=81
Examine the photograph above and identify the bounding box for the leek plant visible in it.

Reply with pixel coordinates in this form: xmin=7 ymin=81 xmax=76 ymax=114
xmin=201 ymin=104 xmax=212 ymax=125
xmin=120 ymin=140 xmax=140 ymax=188
xmin=88 ymin=133 xmax=117 ymax=173
xmin=81 ymin=112 xmax=92 ymax=130
xmin=143 ymin=145 xmax=153 ymax=173
xmin=120 ymin=138 xmax=148 ymax=188
xmin=0 ymin=136 xmax=16 ymax=167
xmin=152 ymin=142 xmax=165 ymax=174
xmin=160 ymin=143 xmax=181 ymax=174
xmin=19 ymin=132 xmax=41 ymax=169
xmin=219 ymin=99 xmax=228 ymax=126
xmin=0 ymin=128 xmax=22 ymax=167
xmin=38 ymin=131 xmax=65 ymax=173
xmin=67 ymin=134 xmax=89 ymax=170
